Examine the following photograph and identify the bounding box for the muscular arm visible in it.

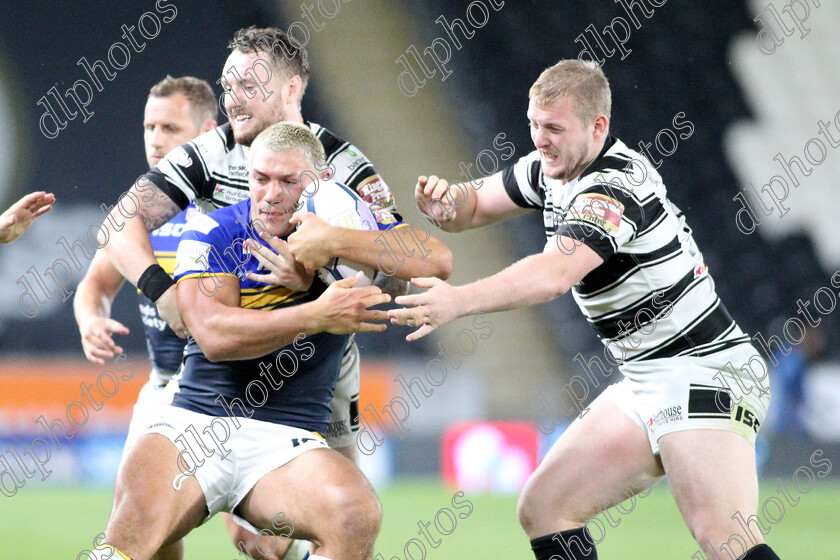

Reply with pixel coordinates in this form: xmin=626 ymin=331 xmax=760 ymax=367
xmin=100 ymin=179 xmax=181 ymax=285
xmin=453 ymin=239 xmax=603 ymax=313
xmin=416 ymin=172 xmax=531 ymax=233
xmin=179 ymin=273 xmax=391 ymax=362
xmin=288 ymin=214 xmax=454 ymax=281
xmin=73 ymin=251 xmax=130 ymax=363
xmin=389 ymin=238 xmax=604 ymax=340
xmin=101 ymin=179 xmax=186 ymax=335
xmin=322 ymin=226 xmax=453 ymax=280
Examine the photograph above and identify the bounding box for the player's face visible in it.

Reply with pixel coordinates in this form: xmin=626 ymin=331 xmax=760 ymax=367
xmin=249 ymin=147 xmax=315 ymax=237
xmin=527 ymin=96 xmax=598 ymax=182
xmin=222 ymin=50 xmax=295 ymax=147
xmin=143 ymin=93 xmax=203 ymax=169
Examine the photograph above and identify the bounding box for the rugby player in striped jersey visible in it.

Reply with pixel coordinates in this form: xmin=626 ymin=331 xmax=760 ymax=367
xmin=392 ymin=60 xmax=781 ymax=560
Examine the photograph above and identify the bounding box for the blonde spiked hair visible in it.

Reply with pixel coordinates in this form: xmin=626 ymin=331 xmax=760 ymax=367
xmin=249 ymin=121 xmax=325 ymax=170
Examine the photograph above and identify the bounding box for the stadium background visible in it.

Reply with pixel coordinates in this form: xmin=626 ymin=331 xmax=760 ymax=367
xmin=0 ymin=0 xmax=838 ymax=558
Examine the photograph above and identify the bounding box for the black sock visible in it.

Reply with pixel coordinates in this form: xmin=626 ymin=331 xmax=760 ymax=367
xmin=743 ymin=544 xmax=781 ymax=559
xmin=531 ymin=528 xmax=598 ymax=560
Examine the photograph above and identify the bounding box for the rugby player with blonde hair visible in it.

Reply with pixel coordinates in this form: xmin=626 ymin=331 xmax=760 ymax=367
xmin=392 ymin=60 xmax=781 ymax=560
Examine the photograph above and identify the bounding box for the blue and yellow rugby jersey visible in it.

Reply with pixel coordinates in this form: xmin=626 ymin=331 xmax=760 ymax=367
xmin=138 ymin=205 xmax=196 ymax=377
xmin=172 ymin=199 xmax=348 ymax=431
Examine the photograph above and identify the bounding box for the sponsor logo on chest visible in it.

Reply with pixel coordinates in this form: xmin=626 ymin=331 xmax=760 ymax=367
xmin=213 ymin=185 xmax=249 ymax=205
xmin=227 ymin=164 xmax=248 ymax=179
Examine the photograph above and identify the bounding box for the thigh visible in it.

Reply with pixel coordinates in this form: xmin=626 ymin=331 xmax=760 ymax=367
xmin=518 ymin=389 xmax=665 ymax=537
xmin=236 ymin=447 xmax=380 ymax=548
xmin=108 ymin=433 xmax=207 ymax=559
xmin=659 ymin=429 xmax=761 ymax=555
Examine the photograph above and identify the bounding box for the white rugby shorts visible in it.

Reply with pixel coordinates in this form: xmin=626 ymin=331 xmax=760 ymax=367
xmin=122 ymin=371 xmax=179 ymax=455
xmin=603 ymin=343 xmax=771 ymax=453
xmin=325 ymin=341 xmax=361 ymax=449
xmin=142 ymin=405 xmax=328 ymax=533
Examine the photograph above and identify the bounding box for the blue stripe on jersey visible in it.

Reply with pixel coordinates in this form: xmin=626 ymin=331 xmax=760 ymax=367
xmin=172 ymin=199 xmax=348 ymax=431
xmin=137 ymin=205 xmax=195 ymax=374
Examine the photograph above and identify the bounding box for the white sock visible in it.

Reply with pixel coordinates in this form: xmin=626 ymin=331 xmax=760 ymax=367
xmin=285 ymin=540 xmax=312 ymax=560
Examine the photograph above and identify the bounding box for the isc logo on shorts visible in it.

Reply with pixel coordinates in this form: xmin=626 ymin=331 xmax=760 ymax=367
xmin=732 ymin=405 xmax=760 ymax=432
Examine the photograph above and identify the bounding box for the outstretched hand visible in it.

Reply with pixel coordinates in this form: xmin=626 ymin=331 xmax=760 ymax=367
xmin=315 ymin=271 xmax=391 ymax=334
xmin=79 ymin=317 xmax=130 ymax=364
xmin=0 ymin=191 xmax=55 ymax=244
xmin=387 ymin=277 xmax=462 ymax=341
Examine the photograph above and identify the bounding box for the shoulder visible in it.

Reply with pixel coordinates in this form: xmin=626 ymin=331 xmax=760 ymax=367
xmin=577 ymin=138 xmax=661 ymax=204
xmin=501 ymin=149 xmax=544 ymax=208
xmin=309 ymin=121 xmax=370 ymax=166
xmin=180 ymin=122 xmax=233 ymax=165
xmin=183 ymin=200 xmax=247 ymax=241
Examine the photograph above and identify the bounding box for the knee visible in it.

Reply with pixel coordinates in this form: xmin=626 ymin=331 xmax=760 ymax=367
xmin=517 ymin=474 xmax=591 ymax=537
xmin=517 ymin=481 xmax=555 ymax=535
xmin=517 ymin=490 xmax=538 ymax=534
xmin=105 ymin=495 xmax=170 ymax=558
xmin=686 ymin=513 xmax=747 ymax=555
xmin=324 ymin=485 xmax=382 ymax=545
xmin=235 ymin=535 xmax=285 ymax=560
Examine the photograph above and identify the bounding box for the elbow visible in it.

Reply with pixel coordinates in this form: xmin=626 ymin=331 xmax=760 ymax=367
xmin=551 ymin=278 xmax=573 ymax=300
xmin=186 ymin=321 xmax=232 ymax=363
xmin=429 ymin=246 xmax=454 ymax=280
xmin=197 ymin=340 xmax=234 ymax=363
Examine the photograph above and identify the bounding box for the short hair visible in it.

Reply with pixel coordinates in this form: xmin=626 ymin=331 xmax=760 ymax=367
xmin=529 ymin=60 xmax=611 ymax=126
xmin=148 ymin=75 xmax=218 ymax=124
xmin=249 ymin=122 xmax=325 ymax=171
xmin=229 ymin=26 xmax=310 ymax=99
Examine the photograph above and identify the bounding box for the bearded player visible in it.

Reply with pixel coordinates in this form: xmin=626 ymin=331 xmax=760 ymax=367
xmin=95 ymin=26 xmax=452 ymax=559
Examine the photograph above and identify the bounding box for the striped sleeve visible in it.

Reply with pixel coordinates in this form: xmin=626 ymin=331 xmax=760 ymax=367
xmin=313 ymin=124 xmax=403 ymax=226
xmin=143 ymin=126 xmax=229 ymax=210
xmin=501 ymin=150 xmax=544 ymax=209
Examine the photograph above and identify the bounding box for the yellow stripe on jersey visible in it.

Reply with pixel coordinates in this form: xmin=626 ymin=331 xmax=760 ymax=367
xmin=176 ymin=272 xmax=238 ymax=284
xmin=240 ymin=285 xmax=309 ymax=310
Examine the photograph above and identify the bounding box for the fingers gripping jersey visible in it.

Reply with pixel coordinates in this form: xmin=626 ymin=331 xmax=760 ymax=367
xmin=138 ymin=205 xmax=197 ymax=377
xmin=501 ymin=137 xmax=750 ymax=363
xmin=144 ymin=121 xmax=402 ymax=227
xmin=173 ymin=199 xmax=348 ymax=431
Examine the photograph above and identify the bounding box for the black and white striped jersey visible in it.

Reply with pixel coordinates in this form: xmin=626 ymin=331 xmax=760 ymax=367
xmin=502 ymin=136 xmax=750 ymax=363
xmin=143 ymin=121 xmax=401 ymax=226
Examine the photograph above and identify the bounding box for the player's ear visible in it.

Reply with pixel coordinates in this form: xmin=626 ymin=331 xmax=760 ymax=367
xmin=202 ymin=120 xmax=218 ymax=133
xmin=284 ymin=75 xmax=303 ymax=106
xmin=593 ymin=114 xmax=609 ymax=138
